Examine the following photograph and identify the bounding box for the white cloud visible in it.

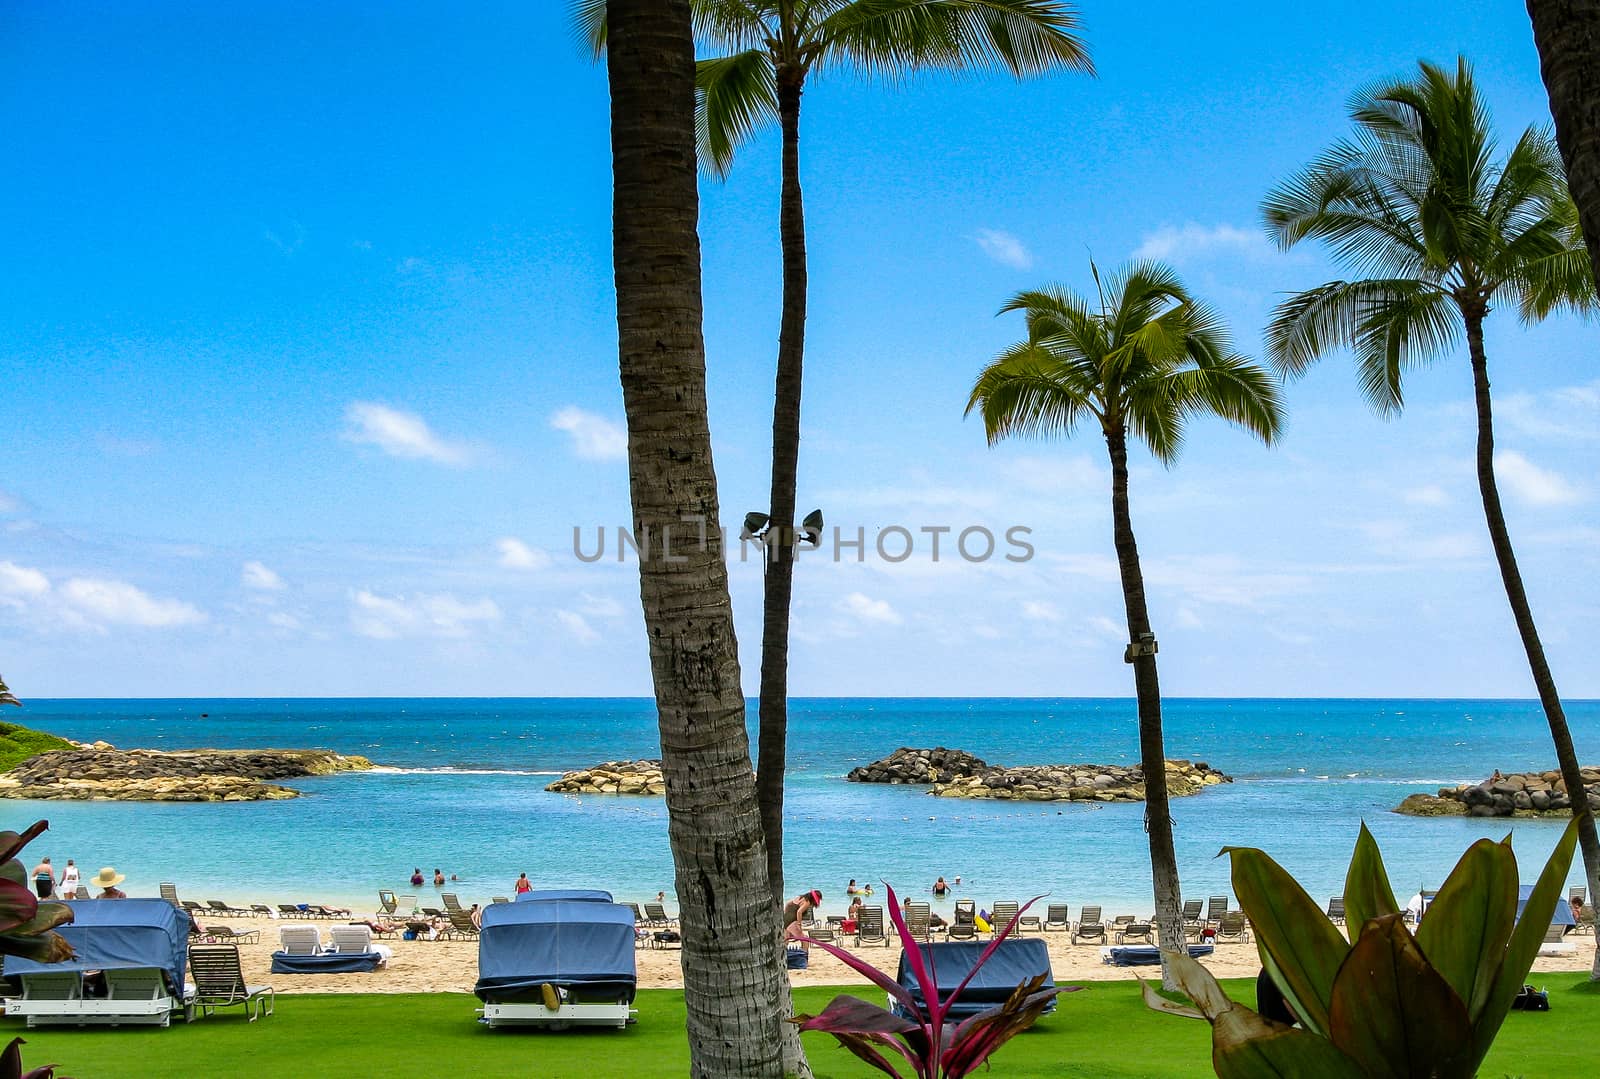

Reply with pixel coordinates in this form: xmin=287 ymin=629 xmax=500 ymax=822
xmin=0 ymin=561 xmax=50 ymax=599
xmin=266 ymin=611 xmax=302 ymax=632
xmin=241 ymin=560 xmax=286 ymax=591
xmin=1087 ymin=615 xmax=1124 ymax=640
xmin=1021 ymin=599 xmax=1063 ymax=622
xmin=1495 ymin=380 xmax=1600 ymax=442
xmin=60 ymin=578 xmax=206 ymax=628
xmin=350 ymin=590 xmax=501 ymax=639
xmin=341 ymin=402 xmax=474 ymax=466
xmin=974 ymin=229 xmax=1033 ymax=270
xmin=550 ymin=406 xmax=627 ymax=462
xmin=496 ymin=537 xmax=551 ymax=571
xmin=1134 ymin=223 xmax=1273 ymax=263
xmin=1404 ymin=485 xmax=1451 ymax=507
xmin=840 ymin=592 xmax=902 ymax=625
xmin=1009 ymin=454 xmax=1103 ymax=494
xmin=1494 ymin=451 xmax=1581 ymax=506
xmin=578 ymin=593 xmax=625 ymax=618
xmin=1175 ymin=607 xmax=1203 ymax=629
xmin=0 ymin=489 xmax=20 ymax=514
xmin=556 ymin=609 xmax=600 ymax=644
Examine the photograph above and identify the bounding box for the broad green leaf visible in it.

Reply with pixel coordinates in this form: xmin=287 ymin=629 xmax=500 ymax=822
xmin=1414 ymin=836 xmax=1516 ymax=1021
xmin=3 ymin=902 xmax=73 ymax=939
xmin=1471 ymin=819 xmax=1579 ymax=1064
xmin=1225 ymin=845 xmax=1349 ymax=1036
xmin=0 ymin=860 xmax=26 ymax=887
xmin=1328 ymin=914 xmax=1473 ymax=1079
xmin=0 ymin=930 xmax=74 ymax=963
xmin=1214 ymin=1023 xmax=1365 ymax=1079
xmin=1341 ymin=822 xmax=1399 ymax=934
xmin=1140 ymin=978 xmax=1205 ymax=1020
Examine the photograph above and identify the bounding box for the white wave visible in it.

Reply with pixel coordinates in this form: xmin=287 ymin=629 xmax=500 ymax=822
xmin=361 ymin=766 xmax=563 ymax=777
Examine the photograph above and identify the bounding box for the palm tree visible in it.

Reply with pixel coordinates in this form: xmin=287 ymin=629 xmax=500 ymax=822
xmin=0 ymin=676 xmax=18 ymax=708
xmin=1262 ymin=56 xmax=1600 ymax=978
xmin=577 ymin=0 xmax=1093 ymax=908
xmin=603 ymin=2 xmax=787 ymax=1073
xmin=1527 ymin=1 xmax=1600 ymax=295
xmin=967 ymin=261 xmax=1283 ymax=985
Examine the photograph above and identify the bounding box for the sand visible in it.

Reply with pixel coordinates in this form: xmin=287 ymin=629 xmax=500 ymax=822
xmin=199 ymin=909 xmax=1597 ymax=996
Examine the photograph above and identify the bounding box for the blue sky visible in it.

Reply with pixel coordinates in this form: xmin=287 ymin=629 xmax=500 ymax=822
xmin=2 ymin=1 xmax=1597 ymax=698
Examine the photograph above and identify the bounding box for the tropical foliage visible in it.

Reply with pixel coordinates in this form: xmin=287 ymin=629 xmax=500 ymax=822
xmin=794 ymin=885 xmax=1077 ymax=1078
xmin=0 ymin=676 xmax=19 ymax=708
xmin=0 ymin=1037 xmax=70 ymax=1079
xmin=1262 ymin=55 xmax=1600 ymax=976
xmin=0 ymin=821 xmax=74 ymax=964
xmin=968 ymin=261 xmax=1282 ymax=983
xmin=1146 ymin=821 xmax=1580 ymax=1078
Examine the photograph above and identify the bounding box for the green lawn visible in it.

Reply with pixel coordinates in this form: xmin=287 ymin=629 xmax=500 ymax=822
xmin=6 ymin=976 xmax=1597 ymax=1078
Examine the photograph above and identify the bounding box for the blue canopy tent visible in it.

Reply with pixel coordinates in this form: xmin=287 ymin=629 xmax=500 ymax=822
xmin=1516 ymin=885 xmax=1575 ymax=927
xmin=1103 ymin=944 xmax=1214 ymax=967
xmin=516 ymin=889 xmax=614 ymax=903
xmin=3 ymin=899 xmax=190 ymax=1027
xmin=890 ymin=939 xmax=1056 ymax=1021
xmin=475 ymin=898 xmax=637 ymax=1028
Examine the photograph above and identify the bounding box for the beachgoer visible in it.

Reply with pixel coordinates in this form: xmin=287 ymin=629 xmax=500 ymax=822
xmin=842 ymin=896 xmax=863 ymax=934
xmin=515 ymin=873 xmax=532 ymax=895
xmin=91 ymin=866 xmax=127 ymax=899
xmin=863 ymin=884 xmax=873 ymax=897
xmin=783 ymin=889 xmax=822 ymax=948
xmin=655 ymin=890 xmax=665 ymax=904
xmin=903 ymin=895 xmax=947 ymax=929
xmin=469 ymin=903 xmax=483 ymax=930
xmin=60 ymin=859 xmax=80 ymax=896
xmin=932 ymin=876 xmax=948 ymax=897
xmin=410 ymin=867 xmax=424 ymax=887
xmin=953 ymin=876 xmax=961 ymax=886
xmin=433 ymin=868 xmax=445 ymax=887
xmin=30 ymin=857 xmax=55 ymax=899
xmin=846 ymin=878 xmax=860 ymax=895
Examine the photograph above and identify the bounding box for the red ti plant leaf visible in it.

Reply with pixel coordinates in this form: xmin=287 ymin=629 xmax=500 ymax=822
xmin=794 ymin=994 xmax=929 ymax=1079
xmin=0 ymin=880 xmax=40 ymax=936
xmin=941 ymin=977 xmax=1074 ymax=1079
xmin=0 ymin=822 xmax=48 ymax=869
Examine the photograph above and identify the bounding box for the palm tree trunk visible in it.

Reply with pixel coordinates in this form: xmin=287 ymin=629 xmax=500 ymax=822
xmin=605 ymin=3 xmax=788 ymax=1072
xmin=1527 ymin=0 xmax=1600 ymax=294
xmin=1465 ymin=311 xmax=1600 ymax=980
xmin=1105 ymin=425 xmax=1185 ymax=989
xmin=757 ymin=67 xmax=807 ymax=912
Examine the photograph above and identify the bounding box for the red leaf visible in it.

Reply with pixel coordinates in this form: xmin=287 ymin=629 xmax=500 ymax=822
xmin=0 ymin=881 xmax=39 ymax=935
xmin=0 ymin=822 xmax=48 ymax=867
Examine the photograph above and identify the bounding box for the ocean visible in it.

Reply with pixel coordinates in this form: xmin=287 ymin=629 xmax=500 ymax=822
xmin=12 ymin=697 xmax=1598 ymax=917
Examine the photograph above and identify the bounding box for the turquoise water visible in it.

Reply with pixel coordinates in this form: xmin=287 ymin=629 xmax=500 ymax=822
xmin=12 ymin=698 xmax=1599 ymax=917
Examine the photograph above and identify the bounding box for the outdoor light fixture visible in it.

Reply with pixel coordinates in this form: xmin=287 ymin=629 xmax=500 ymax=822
xmin=740 ymin=512 xmax=770 ymax=541
xmin=800 ymin=509 xmax=824 ymax=547
xmin=1123 ymin=632 xmax=1159 ymax=663
xmin=739 ymin=508 xmax=823 ymax=547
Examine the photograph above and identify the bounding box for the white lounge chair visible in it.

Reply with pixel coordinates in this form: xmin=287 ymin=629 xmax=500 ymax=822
xmin=278 ymin=925 xmax=324 ymax=956
xmin=329 ymin=924 xmax=394 ymax=966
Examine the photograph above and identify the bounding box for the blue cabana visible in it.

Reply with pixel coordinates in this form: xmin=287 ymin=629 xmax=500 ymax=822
xmin=1104 ymin=944 xmax=1215 ymax=967
xmin=516 ymin=888 xmax=614 ymax=903
xmin=5 ymin=899 xmax=187 ymax=993
xmin=475 ymin=899 xmax=636 ymax=1005
xmin=1516 ymin=885 xmax=1575 ymax=927
xmin=891 ymin=939 xmax=1056 ymax=1021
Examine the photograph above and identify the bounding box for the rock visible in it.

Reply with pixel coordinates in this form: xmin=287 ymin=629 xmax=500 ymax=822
xmin=0 ymin=747 xmax=374 ymax=803
xmin=1397 ymin=766 xmax=1600 ymax=818
xmin=546 ymin=759 xmax=665 ymax=797
xmin=845 ymin=748 xmax=1231 ymax=804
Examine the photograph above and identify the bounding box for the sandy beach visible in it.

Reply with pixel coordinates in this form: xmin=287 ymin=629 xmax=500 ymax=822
xmin=201 ymin=908 xmax=1597 ymax=996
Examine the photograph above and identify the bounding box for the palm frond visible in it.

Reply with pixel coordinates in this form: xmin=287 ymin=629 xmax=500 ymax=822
xmin=1350 ymin=280 xmax=1459 ymax=414
xmin=695 ymin=50 xmax=779 ymax=176
xmin=570 ymin=0 xmax=609 ymax=57
xmin=816 ymin=0 xmax=1093 ymax=80
xmin=692 ymin=0 xmax=778 ymax=51
xmin=966 ymin=341 xmax=1098 ymax=444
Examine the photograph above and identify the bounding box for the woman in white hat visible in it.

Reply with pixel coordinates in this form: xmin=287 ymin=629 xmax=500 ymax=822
xmin=91 ymin=867 xmax=126 ymax=899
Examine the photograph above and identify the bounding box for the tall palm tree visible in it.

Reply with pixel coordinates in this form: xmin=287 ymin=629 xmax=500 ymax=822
xmin=578 ymin=0 xmax=1093 ymax=908
xmin=967 ymin=261 xmax=1283 ymax=985
xmin=1262 ymin=56 xmax=1600 ymax=977
xmin=604 ymin=2 xmax=787 ymax=1073
xmin=1527 ymin=1 xmax=1600 ymax=296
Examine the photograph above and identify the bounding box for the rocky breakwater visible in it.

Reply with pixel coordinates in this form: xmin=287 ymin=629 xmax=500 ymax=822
xmin=545 ymin=760 xmax=666 ymax=796
xmin=846 ymin=747 xmax=1232 ymax=802
xmin=1396 ymin=766 xmax=1600 ymax=818
xmin=0 ymin=746 xmax=375 ymax=802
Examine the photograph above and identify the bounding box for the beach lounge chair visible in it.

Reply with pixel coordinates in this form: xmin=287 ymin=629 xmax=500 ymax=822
xmin=202 ymin=925 xmax=261 ymax=945
xmin=627 ymin=902 xmax=644 ymax=925
xmin=1043 ymin=904 xmax=1070 ymax=932
xmin=3 ymin=898 xmax=193 ymax=1028
xmin=309 ymin=904 xmax=351 ymax=919
xmin=1110 ymin=914 xmax=1135 ymax=936
xmin=990 ymin=901 xmax=1020 ymax=936
xmin=278 ymin=925 xmax=323 ymax=956
xmin=475 ymin=898 xmax=637 ymax=1029
xmin=378 ymin=890 xmax=399 ymax=916
xmin=904 ymin=903 xmax=933 ymax=943
xmin=1073 ymin=906 xmax=1107 ymax=945
xmin=1214 ymin=911 xmax=1250 ymax=944
xmin=442 ymin=892 xmax=463 ymax=913
xmin=445 ymin=910 xmax=480 ymax=940
xmin=1116 ymin=920 xmax=1154 ymax=945
xmin=1326 ymin=896 xmax=1346 ymax=925
xmin=1206 ymin=895 xmax=1229 ymax=924
xmin=420 ymin=906 xmax=444 ymax=918
xmin=492 ymin=896 xmax=509 ymax=904
xmin=160 ymin=882 xmax=180 ymax=905
xmin=398 ymin=895 xmax=418 ymax=914
xmin=1180 ymin=899 xmax=1204 ymax=934
xmin=643 ymin=902 xmax=675 ymax=927
xmin=74 ymin=885 xmax=90 ymax=900
xmin=206 ymin=899 xmax=247 ymax=917
xmin=856 ymin=906 xmax=888 ymax=947
xmin=250 ymin=904 xmax=274 ymax=918
xmin=181 ymin=900 xmax=205 ymax=916
xmin=329 ymin=925 xmax=394 ymax=966
xmin=189 ymin=945 xmax=274 ymax=1022
xmin=947 ymin=900 xmax=978 ymax=941
xmin=276 ymin=904 xmax=304 ymax=919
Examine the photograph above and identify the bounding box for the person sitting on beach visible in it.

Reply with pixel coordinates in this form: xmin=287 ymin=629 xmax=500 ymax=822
xmin=469 ymin=903 xmax=483 ymax=930
xmin=410 ymin=867 xmax=424 ymax=887
xmin=932 ymin=876 xmax=949 ymax=897
xmin=841 ymin=896 xmax=863 ymax=935
xmin=783 ymin=889 xmax=822 ymax=948
xmin=903 ymin=895 xmax=948 ymax=929
xmin=515 ymin=873 xmax=532 ymax=895
xmin=91 ymin=866 xmax=126 ymax=899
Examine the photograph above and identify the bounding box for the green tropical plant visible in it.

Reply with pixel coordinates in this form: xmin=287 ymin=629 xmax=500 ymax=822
xmin=1145 ymin=820 xmax=1580 ymax=1077
xmin=0 ymin=821 xmax=74 ymax=963
xmin=574 ymin=0 xmax=1093 ymax=910
xmin=1262 ymin=56 xmax=1600 ymax=978
xmin=967 ymin=261 xmax=1283 ymax=986
xmin=1526 ymin=0 xmax=1600 ymax=298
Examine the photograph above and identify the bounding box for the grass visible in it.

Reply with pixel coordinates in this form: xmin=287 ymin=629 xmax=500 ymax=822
xmin=5 ymin=974 xmax=1597 ymax=1078
xmin=0 ymin=721 xmax=72 ymax=773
